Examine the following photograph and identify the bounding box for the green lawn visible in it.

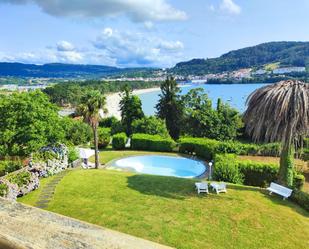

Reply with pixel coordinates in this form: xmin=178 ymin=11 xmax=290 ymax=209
xmin=90 ymin=149 xmax=182 ymax=165
xmin=19 ymin=169 xmax=309 ymax=249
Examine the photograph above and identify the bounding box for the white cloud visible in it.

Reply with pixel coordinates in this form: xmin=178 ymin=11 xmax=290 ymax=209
xmin=56 ymin=41 xmax=75 ymax=52
xmin=93 ymin=27 xmax=185 ymax=67
xmin=1 ymin=0 xmax=187 ymax=22
xmin=219 ymin=0 xmax=241 ymax=15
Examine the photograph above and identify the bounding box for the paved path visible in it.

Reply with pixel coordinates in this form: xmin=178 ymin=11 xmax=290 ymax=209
xmin=35 ymin=170 xmax=68 ymax=209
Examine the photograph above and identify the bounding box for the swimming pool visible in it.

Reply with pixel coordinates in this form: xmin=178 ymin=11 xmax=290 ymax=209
xmin=109 ymin=155 xmax=206 ymax=178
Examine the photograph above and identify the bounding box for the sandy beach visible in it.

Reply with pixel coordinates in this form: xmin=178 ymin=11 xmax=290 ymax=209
xmin=105 ymin=87 xmax=161 ymax=119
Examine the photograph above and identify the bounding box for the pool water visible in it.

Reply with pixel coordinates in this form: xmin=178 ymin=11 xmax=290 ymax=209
xmin=110 ymin=155 xmax=206 ymax=178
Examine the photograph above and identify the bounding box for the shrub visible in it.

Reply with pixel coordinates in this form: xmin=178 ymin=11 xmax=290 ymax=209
xmin=68 ymin=147 xmax=79 ymax=163
xmin=112 ymin=133 xmax=127 ymax=150
xmin=178 ymin=137 xmax=281 ymax=159
xmin=0 ymin=183 xmax=8 ymax=197
xmin=293 ymin=174 xmax=305 ymax=190
xmin=98 ymin=127 xmax=111 ymax=149
xmin=63 ymin=118 xmax=92 ymax=146
xmin=0 ymin=160 xmax=23 ymax=176
xmin=291 ymin=190 xmax=309 ymax=212
xmin=302 ymin=148 xmax=309 ymax=161
xmin=238 ymin=160 xmax=278 ymax=187
xmin=213 ymin=154 xmax=244 ymax=184
xmin=99 ymin=116 xmax=118 ymax=128
xmin=131 ymin=133 xmax=176 ymax=152
xmin=132 ymin=116 xmax=170 ymax=138
xmin=111 ymin=120 xmax=125 ymax=135
xmin=32 ymin=150 xmax=58 ymax=163
xmin=5 ymin=171 xmax=31 ymax=187
xmin=178 ymin=137 xmax=219 ymax=160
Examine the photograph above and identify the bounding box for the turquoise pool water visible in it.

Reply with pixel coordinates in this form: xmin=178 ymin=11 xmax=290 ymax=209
xmin=110 ymin=155 xmax=206 ymax=178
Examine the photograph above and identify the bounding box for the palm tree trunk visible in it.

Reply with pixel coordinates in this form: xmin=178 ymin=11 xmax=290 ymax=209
xmin=93 ymin=126 xmax=99 ymax=169
xmin=278 ymin=142 xmax=294 ymax=187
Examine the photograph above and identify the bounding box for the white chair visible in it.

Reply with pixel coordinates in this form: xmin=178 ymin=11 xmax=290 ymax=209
xmin=267 ymin=182 xmax=292 ymax=200
xmin=210 ymin=182 xmax=227 ymax=194
xmin=195 ymin=182 xmax=209 ymax=194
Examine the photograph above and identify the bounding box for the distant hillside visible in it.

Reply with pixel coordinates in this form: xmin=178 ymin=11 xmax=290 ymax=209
xmin=0 ymin=62 xmax=156 ymax=78
xmin=172 ymin=41 xmax=309 ymax=75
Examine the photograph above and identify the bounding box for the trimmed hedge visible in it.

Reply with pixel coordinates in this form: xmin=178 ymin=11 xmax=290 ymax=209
xmin=213 ymin=154 xmax=243 ymax=184
xmin=238 ymin=160 xmax=278 ymax=187
xmin=291 ymin=190 xmax=309 ymax=212
xmin=131 ymin=133 xmax=176 ymax=152
xmin=214 ymin=154 xmax=305 ymax=189
xmin=112 ymin=133 xmax=127 ymax=150
xmin=178 ymin=137 xmax=280 ymax=160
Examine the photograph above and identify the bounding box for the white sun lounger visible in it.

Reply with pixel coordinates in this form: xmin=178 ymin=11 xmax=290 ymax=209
xmin=210 ymin=182 xmax=227 ymax=194
xmin=195 ymin=182 xmax=209 ymax=194
xmin=267 ymin=182 xmax=292 ymax=200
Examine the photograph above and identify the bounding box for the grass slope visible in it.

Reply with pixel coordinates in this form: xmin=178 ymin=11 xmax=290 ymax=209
xmin=19 ymin=169 xmax=309 ymax=249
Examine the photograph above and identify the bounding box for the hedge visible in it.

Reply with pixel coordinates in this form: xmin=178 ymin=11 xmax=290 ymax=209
xmin=131 ymin=133 xmax=176 ymax=152
xmin=213 ymin=154 xmax=305 ymax=188
xmin=291 ymin=190 xmax=309 ymax=212
xmin=238 ymin=160 xmax=278 ymax=187
xmin=112 ymin=133 xmax=127 ymax=150
xmin=212 ymin=154 xmax=243 ymax=184
xmin=178 ymin=137 xmax=280 ymax=160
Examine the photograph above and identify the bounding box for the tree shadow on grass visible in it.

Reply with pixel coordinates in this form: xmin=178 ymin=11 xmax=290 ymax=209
xmin=126 ymin=174 xmax=198 ymax=200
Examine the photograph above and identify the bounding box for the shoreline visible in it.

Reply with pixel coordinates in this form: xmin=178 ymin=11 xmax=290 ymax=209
xmin=105 ymin=87 xmax=161 ymax=119
xmin=105 ymin=85 xmax=191 ymax=119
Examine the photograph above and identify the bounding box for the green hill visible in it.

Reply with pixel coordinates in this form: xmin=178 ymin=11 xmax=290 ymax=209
xmin=171 ymin=41 xmax=309 ymax=75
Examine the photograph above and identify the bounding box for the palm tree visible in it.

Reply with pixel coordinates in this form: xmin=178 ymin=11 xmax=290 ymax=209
xmin=243 ymin=80 xmax=309 ymax=186
xmin=78 ymin=90 xmax=107 ymax=169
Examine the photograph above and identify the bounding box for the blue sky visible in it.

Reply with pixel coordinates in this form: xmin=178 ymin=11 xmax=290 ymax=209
xmin=1 ymin=0 xmax=309 ymax=68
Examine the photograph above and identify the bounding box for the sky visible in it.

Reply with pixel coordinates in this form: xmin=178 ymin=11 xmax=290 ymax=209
xmin=1 ymin=0 xmax=309 ymax=68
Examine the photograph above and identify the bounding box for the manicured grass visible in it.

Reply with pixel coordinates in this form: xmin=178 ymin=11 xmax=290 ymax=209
xmin=19 ymin=169 xmax=309 ymax=249
xmin=90 ymin=149 xmax=182 ymax=165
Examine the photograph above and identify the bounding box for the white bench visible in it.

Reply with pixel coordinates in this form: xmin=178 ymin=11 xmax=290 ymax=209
xmin=210 ymin=182 xmax=227 ymax=194
xmin=195 ymin=182 xmax=209 ymax=194
xmin=267 ymin=182 xmax=292 ymax=200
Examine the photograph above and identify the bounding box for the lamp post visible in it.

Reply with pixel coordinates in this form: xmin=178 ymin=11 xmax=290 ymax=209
xmin=208 ymin=161 xmax=213 ymax=181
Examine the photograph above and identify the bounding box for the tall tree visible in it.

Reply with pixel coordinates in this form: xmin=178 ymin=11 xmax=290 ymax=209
xmin=78 ymin=90 xmax=107 ymax=169
xmin=243 ymin=80 xmax=309 ymax=186
xmin=0 ymin=91 xmax=64 ymax=156
xmin=156 ymin=77 xmax=183 ymax=139
xmin=119 ymin=86 xmax=144 ymax=136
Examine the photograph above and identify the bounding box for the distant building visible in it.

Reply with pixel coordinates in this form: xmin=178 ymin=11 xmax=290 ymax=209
xmin=273 ymin=67 xmax=306 ymax=74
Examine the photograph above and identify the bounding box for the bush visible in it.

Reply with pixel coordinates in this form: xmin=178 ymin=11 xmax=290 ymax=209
xmin=112 ymin=133 xmax=127 ymax=150
xmin=132 ymin=116 xmax=170 ymax=138
xmin=291 ymin=190 xmax=309 ymax=212
xmin=99 ymin=116 xmax=118 ymax=128
xmin=293 ymin=174 xmax=305 ymax=190
xmin=111 ymin=120 xmax=125 ymax=135
xmin=213 ymin=154 xmax=244 ymax=184
xmin=302 ymin=148 xmax=309 ymax=161
xmin=0 ymin=160 xmax=23 ymax=176
xmin=179 ymin=137 xmax=219 ymax=160
xmin=131 ymin=133 xmax=176 ymax=152
xmin=68 ymin=147 xmax=79 ymax=163
xmin=98 ymin=127 xmax=111 ymax=149
xmin=0 ymin=183 xmax=8 ymax=197
xmin=238 ymin=160 xmax=278 ymax=187
xmin=213 ymin=154 xmax=280 ymax=187
xmin=5 ymin=171 xmax=31 ymax=187
xmin=32 ymin=150 xmax=58 ymax=163
xmin=178 ymin=137 xmax=281 ymax=160
xmin=63 ymin=118 xmax=92 ymax=146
